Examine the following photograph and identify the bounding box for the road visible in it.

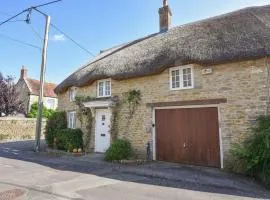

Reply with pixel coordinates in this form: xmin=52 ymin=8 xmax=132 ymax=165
xmin=0 ymin=140 xmax=269 ymax=200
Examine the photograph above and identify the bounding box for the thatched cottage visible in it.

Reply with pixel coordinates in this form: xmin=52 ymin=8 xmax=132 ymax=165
xmin=55 ymin=1 xmax=270 ymax=168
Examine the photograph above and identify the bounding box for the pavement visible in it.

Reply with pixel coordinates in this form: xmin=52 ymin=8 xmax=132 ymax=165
xmin=0 ymin=140 xmax=269 ymax=200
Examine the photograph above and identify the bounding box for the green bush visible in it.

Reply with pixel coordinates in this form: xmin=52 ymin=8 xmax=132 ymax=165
xmin=55 ymin=129 xmax=83 ymax=152
xmin=45 ymin=111 xmax=67 ymax=148
xmin=232 ymin=115 xmax=270 ymax=187
xmin=28 ymin=102 xmax=55 ymax=118
xmin=105 ymin=139 xmax=133 ymax=161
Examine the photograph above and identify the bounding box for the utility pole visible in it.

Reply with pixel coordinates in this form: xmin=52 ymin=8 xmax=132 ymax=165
xmin=0 ymin=0 xmax=61 ymax=152
xmin=34 ymin=14 xmax=51 ymax=152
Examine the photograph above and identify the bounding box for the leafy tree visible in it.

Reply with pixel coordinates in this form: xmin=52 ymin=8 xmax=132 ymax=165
xmin=0 ymin=72 xmax=24 ymax=116
xmin=27 ymin=102 xmax=55 ymax=118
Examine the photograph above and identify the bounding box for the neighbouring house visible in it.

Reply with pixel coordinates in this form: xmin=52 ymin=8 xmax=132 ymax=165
xmin=55 ymin=1 xmax=270 ymax=169
xmin=16 ymin=66 xmax=58 ymax=114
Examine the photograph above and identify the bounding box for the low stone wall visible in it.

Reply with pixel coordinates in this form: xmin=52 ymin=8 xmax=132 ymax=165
xmin=0 ymin=117 xmax=47 ymax=141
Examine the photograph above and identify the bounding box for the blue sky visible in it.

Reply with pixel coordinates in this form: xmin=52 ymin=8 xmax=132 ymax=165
xmin=0 ymin=0 xmax=270 ymax=84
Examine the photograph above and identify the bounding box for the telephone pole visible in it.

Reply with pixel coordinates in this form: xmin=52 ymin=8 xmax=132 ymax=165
xmin=0 ymin=0 xmax=61 ymax=152
xmin=34 ymin=14 xmax=51 ymax=152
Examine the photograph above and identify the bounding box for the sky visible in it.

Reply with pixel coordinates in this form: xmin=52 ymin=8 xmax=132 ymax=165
xmin=0 ymin=0 xmax=270 ymax=84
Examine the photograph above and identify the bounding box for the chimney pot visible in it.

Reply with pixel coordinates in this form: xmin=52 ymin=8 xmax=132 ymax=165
xmin=21 ymin=65 xmax=27 ymax=79
xmin=159 ymin=0 xmax=172 ymax=32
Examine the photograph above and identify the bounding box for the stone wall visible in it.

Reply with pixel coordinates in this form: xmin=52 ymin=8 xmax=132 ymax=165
xmin=0 ymin=118 xmax=47 ymax=141
xmin=58 ymin=57 xmax=270 ymax=168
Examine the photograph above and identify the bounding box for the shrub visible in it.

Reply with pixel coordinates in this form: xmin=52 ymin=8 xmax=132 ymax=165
xmin=55 ymin=129 xmax=83 ymax=152
xmin=45 ymin=111 xmax=67 ymax=148
xmin=105 ymin=139 xmax=133 ymax=161
xmin=28 ymin=102 xmax=55 ymax=119
xmin=232 ymin=115 xmax=270 ymax=187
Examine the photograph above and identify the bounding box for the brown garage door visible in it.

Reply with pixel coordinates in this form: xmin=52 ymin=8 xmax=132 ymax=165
xmin=155 ymin=107 xmax=220 ymax=168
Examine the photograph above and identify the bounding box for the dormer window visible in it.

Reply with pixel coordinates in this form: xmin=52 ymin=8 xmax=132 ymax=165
xmin=97 ymin=79 xmax=111 ymax=98
xmin=69 ymin=87 xmax=77 ymax=102
xmin=170 ymin=66 xmax=194 ymax=90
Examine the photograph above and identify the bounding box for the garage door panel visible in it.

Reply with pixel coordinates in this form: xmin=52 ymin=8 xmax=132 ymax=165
xmin=155 ymin=107 xmax=220 ymax=168
xmin=156 ymin=109 xmax=187 ymax=163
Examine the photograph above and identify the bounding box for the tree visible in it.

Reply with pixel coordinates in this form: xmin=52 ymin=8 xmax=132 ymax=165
xmin=27 ymin=102 xmax=55 ymax=118
xmin=0 ymin=72 xmax=24 ymax=116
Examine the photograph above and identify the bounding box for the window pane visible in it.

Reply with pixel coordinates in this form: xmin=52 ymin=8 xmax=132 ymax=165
xmin=68 ymin=113 xmax=71 ymax=128
xmin=176 ymin=75 xmax=180 ymax=82
xmin=98 ymin=82 xmax=104 ymax=96
xmin=176 ymin=81 xmax=180 ymax=88
xmin=69 ymin=89 xmax=73 ymax=101
xmin=47 ymin=99 xmax=55 ymax=109
xmin=105 ymin=81 xmax=111 ymax=96
xmin=183 ymin=67 xmax=192 ymax=88
xmin=171 ymin=69 xmax=180 ymax=89
xmin=73 ymin=113 xmax=76 ymax=128
xmin=188 ymin=74 xmax=192 ymax=86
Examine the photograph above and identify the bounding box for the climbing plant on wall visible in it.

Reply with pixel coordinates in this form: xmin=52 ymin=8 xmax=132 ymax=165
xmin=110 ymin=96 xmax=120 ymax=141
xmin=123 ymin=89 xmax=142 ymax=119
xmin=75 ymin=96 xmax=94 ymax=153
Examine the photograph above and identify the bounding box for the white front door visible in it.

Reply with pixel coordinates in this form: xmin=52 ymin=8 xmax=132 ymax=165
xmin=95 ymin=109 xmax=111 ymax=153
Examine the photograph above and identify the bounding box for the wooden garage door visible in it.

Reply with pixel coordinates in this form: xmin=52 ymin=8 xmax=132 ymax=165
xmin=155 ymin=107 xmax=220 ymax=168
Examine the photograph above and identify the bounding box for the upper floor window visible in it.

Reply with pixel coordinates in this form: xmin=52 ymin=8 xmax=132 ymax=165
xmin=47 ymin=98 xmax=56 ymax=109
xmin=97 ymin=79 xmax=111 ymax=97
xmin=69 ymin=87 xmax=77 ymax=102
xmin=68 ymin=111 xmax=76 ymax=129
xmin=170 ymin=66 xmax=194 ymax=90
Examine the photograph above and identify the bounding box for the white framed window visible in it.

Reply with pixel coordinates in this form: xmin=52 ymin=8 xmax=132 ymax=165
xmin=68 ymin=111 xmax=76 ymax=129
xmin=69 ymin=87 xmax=77 ymax=102
xmin=47 ymin=99 xmax=55 ymax=109
xmin=97 ymin=79 xmax=111 ymax=97
xmin=169 ymin=66 xmax=194 ymax=90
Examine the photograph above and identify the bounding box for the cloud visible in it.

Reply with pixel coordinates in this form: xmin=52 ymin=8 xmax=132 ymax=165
xmin=51 ymin=34 xmax=66 ymax=42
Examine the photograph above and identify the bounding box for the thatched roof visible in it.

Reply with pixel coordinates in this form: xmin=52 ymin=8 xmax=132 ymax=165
xmin=55 ymin=5 xmax=270 ymax=94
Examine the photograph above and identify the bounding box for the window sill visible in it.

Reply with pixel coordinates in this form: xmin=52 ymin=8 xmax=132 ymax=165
xmin=96 ymin=95 xmax=112 ymax=98
xmin=170 ymin=87 xmax=194 ymax=91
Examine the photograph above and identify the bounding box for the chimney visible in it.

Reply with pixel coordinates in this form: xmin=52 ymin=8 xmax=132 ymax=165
xmin=20 ymin=65 xmax=27 ymax=79
xmin=159 ymin=0 xmax=172 ymax=32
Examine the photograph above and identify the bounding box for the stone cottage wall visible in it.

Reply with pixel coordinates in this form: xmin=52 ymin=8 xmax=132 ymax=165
xmin=58 ymin=57 xmax=270 ymax=167
xmin=16 ymin=79 xmax=30 ymax=113
xmin=0 ymin=118 xmax=47 ymax=141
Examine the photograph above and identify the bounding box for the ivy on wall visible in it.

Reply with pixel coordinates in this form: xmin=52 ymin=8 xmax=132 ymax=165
xmin=75 ymin=96 xmax=94 ymax=153
xmin=123 ymin=89 xmax=142 ymax=119
xmin=110 ymin=96 xmax=120 ymax=142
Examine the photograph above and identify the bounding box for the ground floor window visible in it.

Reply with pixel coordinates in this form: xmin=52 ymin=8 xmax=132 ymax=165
xmin=68 ymin=111 xmax=76 ymax=129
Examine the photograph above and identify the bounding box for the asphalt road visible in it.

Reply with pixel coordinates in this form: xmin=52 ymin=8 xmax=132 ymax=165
xmin=0 ymin=140 xmax=269 ymax=200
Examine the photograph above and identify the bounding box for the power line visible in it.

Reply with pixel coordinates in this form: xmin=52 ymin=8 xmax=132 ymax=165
xmin=8 ymin=19 xmax=26 ymax=23
xmin=28 ymin=24 xmax=43 ymax=41
xmin=32 ymin=0 xmax=62 ymax=9
xmin=0 ymin=10 xmax=28 ymax=26
xmin=50 ymin=23 xmax=95 ymax=57
xmin=0 ymin=12 xmax=26 ymax=23
xmin=0 ymin=0 xmax=62 ymax=27
xmin=0 ymin=33 xmax=41 ymax=50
